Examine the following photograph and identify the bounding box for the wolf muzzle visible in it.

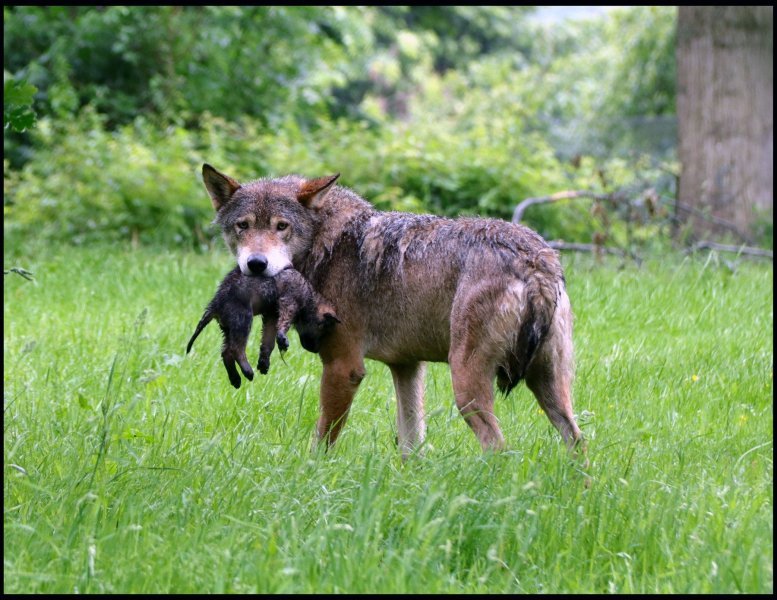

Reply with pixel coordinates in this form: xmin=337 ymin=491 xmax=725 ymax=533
xmin=246 ymin=254 xmax=268 ymax=275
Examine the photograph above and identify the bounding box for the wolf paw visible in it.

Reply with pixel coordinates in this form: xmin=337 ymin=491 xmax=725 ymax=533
xmin=257 ymin=355 xmax=270 ymax=375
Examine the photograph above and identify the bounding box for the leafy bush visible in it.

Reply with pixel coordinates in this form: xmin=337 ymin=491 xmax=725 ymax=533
xmin=525 ymin=6 xmax=678 ymax=158
xmin=5 ymin=103 xmax=678 ymax=254
xmin=3 ymin=6 xmax=370 ymax=128
xmin=4 ymin=6 xmax=683 ymax=252
xmin=5 ymin=108 xmax=211 ymax=248
xmin=5 ymin=103 xmax=584 ymax=250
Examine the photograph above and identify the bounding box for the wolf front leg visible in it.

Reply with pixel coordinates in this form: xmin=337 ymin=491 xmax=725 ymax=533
xmin=316 ymin=357 xmax=365 ymax=448
xmin=389 ymin=362 xmax=427 ymax=459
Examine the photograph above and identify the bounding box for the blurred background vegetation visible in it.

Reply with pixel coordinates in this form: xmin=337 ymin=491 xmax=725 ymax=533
xmin=4 ymin=6 xmax=767 ymax=254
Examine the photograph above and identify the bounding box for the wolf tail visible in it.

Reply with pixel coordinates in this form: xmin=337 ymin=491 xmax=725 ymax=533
xmin=496 ymin=249 xmax=562 ymax=395
xmin=186 ymin=310 xmax=215 ymax=354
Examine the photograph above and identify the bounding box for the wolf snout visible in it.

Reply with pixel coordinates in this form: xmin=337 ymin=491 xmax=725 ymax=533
xmin=246 ymin=254 xmax=268 ymax=275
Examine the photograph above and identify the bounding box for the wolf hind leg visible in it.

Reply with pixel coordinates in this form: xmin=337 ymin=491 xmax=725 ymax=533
xmin=389 ymin=362 xmax=427 ymax=459
xmin=524 ymin=294 xmax=587 ymax=467
xmin=449 ymin=358 xmax=504 ymax=451
xmin=448 ymin=329 xmax=504 ymax=451
xmin=448 ymin=281 xmax=514 ymax=451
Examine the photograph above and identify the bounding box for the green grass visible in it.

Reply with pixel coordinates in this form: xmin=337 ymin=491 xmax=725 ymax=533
xmin=4 ymin=243 xmax=773 ymax=593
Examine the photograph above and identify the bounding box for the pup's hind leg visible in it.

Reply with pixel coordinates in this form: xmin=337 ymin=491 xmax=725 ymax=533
xmin=220 ymin=310 xmax=254 ymax=388
xmin=222 ymin=341 xmax=254 ymax=388
xmin=222 ymin=353 xmax=244 ymax=389
xmin=222 ymin=343 xmax=254 ymax=387
xmin=257 ymin=315 xmax=277 ymax=374
xmin=524 ymin=293 xmax=587 ymax=465
xmin=389 ymin=362 xmax=427 ymax=459
xmin=275 ymin=299 xmax=299 ymax=352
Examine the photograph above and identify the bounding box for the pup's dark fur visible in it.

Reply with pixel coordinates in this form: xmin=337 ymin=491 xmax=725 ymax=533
xmin=201 ymin=164 xmax=586 ymax=463
xmin=187 ymin=266 xmax=339 ymax=388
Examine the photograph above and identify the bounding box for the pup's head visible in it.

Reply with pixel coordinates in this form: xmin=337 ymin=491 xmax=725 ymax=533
xmin=202 ymin=164 xmax=339 ymax=276
xmin=297 ymin=301 xmax=340 ymax=353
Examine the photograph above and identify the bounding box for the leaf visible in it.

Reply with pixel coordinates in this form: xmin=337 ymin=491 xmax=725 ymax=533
xmin=77 ymin=391 xmax=93 ymax=410
xmin=118 ymin=427 xmax=154 ymax=442
xmin=5 ymin=106 xmax=36 ymax=132
xmin=4 ymin=79 xmax=37 ymax=107
xmin=3 ymin=79 xmax=38 ymax=132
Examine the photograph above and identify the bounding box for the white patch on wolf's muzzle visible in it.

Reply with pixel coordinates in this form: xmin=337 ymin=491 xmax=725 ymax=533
xmin=237 ymin=245 xmax=291 ymax=277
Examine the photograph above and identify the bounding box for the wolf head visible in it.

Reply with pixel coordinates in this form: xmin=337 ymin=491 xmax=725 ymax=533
xmin=202 ymin=164 xmax=339 ymax=277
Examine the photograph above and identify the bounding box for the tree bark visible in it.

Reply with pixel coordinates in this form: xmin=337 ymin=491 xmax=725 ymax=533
xmin=676 ymin=6 xmax=773 ymax=241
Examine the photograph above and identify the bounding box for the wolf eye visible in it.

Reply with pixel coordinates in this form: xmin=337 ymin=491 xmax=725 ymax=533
xmin=276 ymin=221 xmax=289 ymax=231
xmin=236 ymin=221 xmax=249 ymax=231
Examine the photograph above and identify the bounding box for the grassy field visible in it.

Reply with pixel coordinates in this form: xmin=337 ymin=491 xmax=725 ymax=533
xmin=4 ymin=243 xmax=773 ymax=593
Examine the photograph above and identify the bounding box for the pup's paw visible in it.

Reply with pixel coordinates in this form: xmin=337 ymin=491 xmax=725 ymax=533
xmin=238 ymin=358 xmax=254 ymax=382
xmin=276 ymin=332 xmax=289 ymax=352
xmin=257 ymin=355 xmax=270 ymax=375
xmin=222 ymin=358 xmax=242 ymax=389
xmin=227 ymin=369 xmax=242 ymax=389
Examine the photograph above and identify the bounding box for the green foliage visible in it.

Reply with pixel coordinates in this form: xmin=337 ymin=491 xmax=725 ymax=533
xmin=3 ymin=6 xmax=371 ymax=127
xmin=5 ymin=105 xmax=583 ymax=249
xmin=4 ymin=108 xmax=212 ymax=248
xmin=603 ymin=7 xmax=677 ymax=118
xmin=4 ymin=105 xmax=680 ymax=251
xmin=526 ymin=6 xmax=678 ymax=158
xmin=4 ymin=7 xmax=538 ymax=126
xmin=375 ymin=7 xmax=536 ymax=73
xmin=3 ymin=75 xmax=37 ymax=132
xmin=4 ymin=6 xmax=682 ymax=249
xmin=4 ymin=6 xmax=676 ymax=133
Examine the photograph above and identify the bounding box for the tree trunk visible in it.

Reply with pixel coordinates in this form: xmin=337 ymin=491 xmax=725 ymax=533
xmin=676 ymin=6 xmax=773 ymax=242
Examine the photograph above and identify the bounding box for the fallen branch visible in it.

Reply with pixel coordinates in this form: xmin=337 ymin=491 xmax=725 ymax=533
xmin=672 ymin=201 xmax=753 ymax=243
xmin=513 ymin=190 xmax=755 ymax=245
xmin=513 ymin=189 xmax=768 ymax=264
xmin=688 ymin=241 xmax=773 ymax=260
xmin=512 ymin=190 xmax=614 ymax=224
xmin=547 ymin=241 xmax=627 ymax=257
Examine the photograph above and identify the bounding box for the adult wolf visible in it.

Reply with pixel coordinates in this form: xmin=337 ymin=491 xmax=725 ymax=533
xmin=202 ymin=164 xmax=586 ymax=461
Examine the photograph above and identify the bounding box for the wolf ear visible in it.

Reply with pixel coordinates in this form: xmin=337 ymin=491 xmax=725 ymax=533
xmin=202 ymin=164 xmax=241 ymax=211
xmin=297 ymin=173 xmax=340 ymax=209
xmin=318 ymin=303 xmax=340 ymax=326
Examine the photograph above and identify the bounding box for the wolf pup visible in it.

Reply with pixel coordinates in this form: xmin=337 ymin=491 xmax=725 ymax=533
xmin=201 ymin=164 xmax=586 ymax=464
xmin=187 ymin=266 xmax=339 ymax=389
